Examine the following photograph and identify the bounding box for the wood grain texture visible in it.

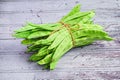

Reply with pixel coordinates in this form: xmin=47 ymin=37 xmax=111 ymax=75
xmin=0 ymin=0 xmax=120 ymax=80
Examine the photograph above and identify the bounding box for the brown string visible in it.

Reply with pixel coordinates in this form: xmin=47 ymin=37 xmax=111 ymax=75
xmin=50 ymin=21 xmax=82 ymax=47
xmin=58 ymin=21 xmax=75 ymax=46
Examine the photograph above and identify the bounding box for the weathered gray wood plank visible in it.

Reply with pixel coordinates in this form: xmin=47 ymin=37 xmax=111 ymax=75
xmin=0 ymin=71 xmax=120 ymax=80
xmin=0 ymin=12 xmax=66 ymax=24
xmin=0 ymin=0 xmax=119 ymax=12
xmin=0 ymin=10 xmax=120 ymax=25
xmin=0 ymin=12 xmax=120 ymax=28
xmin=0 ymin=73 xmax=35 ymax=80
xmin=34 ymin=71 xmax=120 ymax=80
xmin=0 ymin=52 xmax=120 ymax=71
xmin=0 ymin=39 xmax=120 ymax=51
xmin=0 ymin=39 xmax=27 ymax=51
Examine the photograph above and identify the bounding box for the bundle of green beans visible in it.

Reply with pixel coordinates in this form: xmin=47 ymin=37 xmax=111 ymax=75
xmin=13 ymin=4 xmax=113 ymax=70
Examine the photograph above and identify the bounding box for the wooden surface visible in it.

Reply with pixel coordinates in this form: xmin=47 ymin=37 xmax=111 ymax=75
xmin=0 ymin=0 xmax=120 ymax=80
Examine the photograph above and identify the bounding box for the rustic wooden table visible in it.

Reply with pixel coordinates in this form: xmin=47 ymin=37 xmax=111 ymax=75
xmin=0 ymin=0 xmax=120 ymax=80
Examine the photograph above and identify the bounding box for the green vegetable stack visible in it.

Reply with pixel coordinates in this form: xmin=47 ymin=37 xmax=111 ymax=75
xmin=13 ymin=4 xmax=113 ymax=70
